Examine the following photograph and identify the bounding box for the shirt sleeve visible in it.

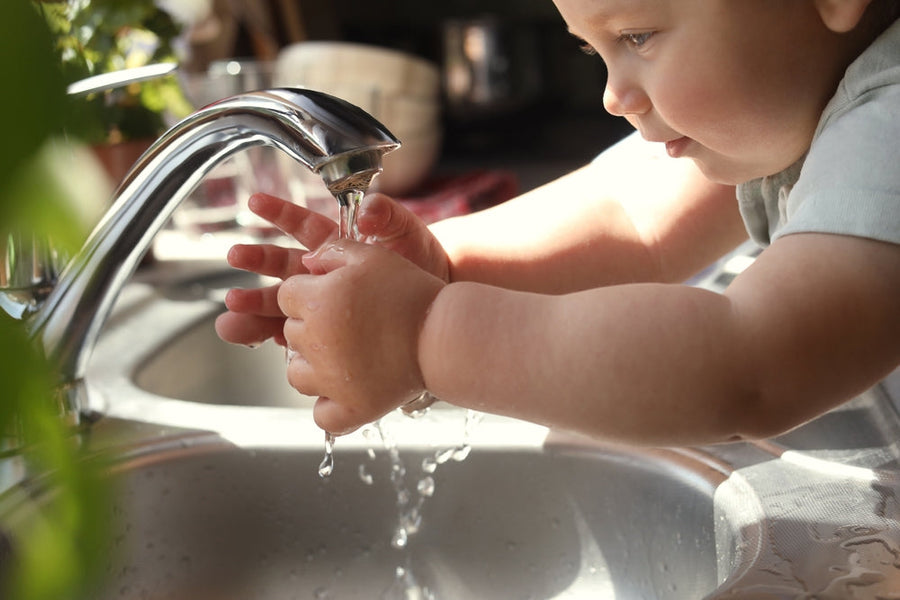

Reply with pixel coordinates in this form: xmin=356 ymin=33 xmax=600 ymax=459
xmin=775 ymin=82 xmax=900 ymax=245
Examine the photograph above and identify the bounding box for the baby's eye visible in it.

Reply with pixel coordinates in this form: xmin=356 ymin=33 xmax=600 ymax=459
xmin=617 ymin=31 xmax=654 ymax=48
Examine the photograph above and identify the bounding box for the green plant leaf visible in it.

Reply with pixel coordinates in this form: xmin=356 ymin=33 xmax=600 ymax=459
xmin=0 ymin=3 xmax=115 ymax=599
xmin=0 ymin=0 xmax=66 ymax=217
xmin=0 ymin=316 xmax=112 ymax=600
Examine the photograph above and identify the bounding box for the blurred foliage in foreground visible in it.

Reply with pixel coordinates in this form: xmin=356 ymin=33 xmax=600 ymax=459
xmin=36 ymin=0 xmax=191 ymax=144
xmin=0 ymin=1 xmax=111 ymax=599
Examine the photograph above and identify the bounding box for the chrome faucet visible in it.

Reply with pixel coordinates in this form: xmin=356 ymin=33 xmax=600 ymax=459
xmin=5 ymin=88 xmax=399 ymax=417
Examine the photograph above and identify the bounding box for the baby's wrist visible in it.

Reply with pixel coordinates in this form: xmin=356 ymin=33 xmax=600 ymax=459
xmin=416 ymin=283 xmax=448 ymax=403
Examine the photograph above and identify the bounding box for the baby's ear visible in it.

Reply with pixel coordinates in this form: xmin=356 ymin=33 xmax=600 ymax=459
xmin=813 ymin=0 xmax=872 ymax=32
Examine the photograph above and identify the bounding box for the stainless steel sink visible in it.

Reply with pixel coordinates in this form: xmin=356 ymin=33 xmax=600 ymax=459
xmin=6 ymin=429 xmax=747 ymax=600
xmin=5 ymin=259 xmax=899 ymax=600
xmin=134 ymin=316 xmax=308 ymax=408
xmin=61 ymin=260 xmax=749 ymax=598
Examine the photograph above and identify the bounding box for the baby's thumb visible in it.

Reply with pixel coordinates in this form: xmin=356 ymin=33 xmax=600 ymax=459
xmin=356 ymin=193 xmax=413 ymax=241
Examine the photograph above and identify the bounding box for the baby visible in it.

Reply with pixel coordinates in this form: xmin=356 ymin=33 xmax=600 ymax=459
xmin=216 ymin=0 xmax=900 ymax=445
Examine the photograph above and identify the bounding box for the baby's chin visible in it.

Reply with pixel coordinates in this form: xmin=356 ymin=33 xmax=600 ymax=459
xmin=690 ymin=156 xmax=782 ymax=186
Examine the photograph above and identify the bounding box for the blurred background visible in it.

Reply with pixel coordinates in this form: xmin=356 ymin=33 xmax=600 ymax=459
xmin=29 ymin=0 xmax=637 ymax=249
xmin=179 ymin=0 xmax=632 ymax=189
xmin=161 ymin=0 xmax=635 ymax=248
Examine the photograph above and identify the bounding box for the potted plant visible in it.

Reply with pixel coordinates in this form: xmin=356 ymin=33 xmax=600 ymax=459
xmin=36 ymin=0 xmax=193 ymax=182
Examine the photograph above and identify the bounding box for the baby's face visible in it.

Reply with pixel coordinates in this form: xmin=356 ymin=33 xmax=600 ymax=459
xmin=553 ymin=0 xmax=850 ymax=184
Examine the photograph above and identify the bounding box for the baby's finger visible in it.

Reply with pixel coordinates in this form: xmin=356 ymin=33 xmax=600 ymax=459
xmin=313 ymin=397 xmax=364 ymax=436
xmin=285 ymin=345 xmax=322 ymax=398
xmin=214 ymin=311 xmax=286 ymax=347
xmin=226 ymin=244 xmax=308 ymax=280
xmin=224 ymin=283 xmax=283 ymax=316
xmin=248 ymin=193 xmax=337 ymax=249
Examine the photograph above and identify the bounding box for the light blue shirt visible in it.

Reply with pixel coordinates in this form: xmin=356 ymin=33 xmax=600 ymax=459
xmin=736 ymin=18 xmax=900 ymax=247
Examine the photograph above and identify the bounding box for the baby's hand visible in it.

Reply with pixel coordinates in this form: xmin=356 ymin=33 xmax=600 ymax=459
xmin=215 ymin=192 xmax=450 ymax=348
xmin=278 ymin=239 xmax=445 ymax=435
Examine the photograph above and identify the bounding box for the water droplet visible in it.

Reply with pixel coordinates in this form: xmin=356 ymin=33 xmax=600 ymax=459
xmin=358 ymin=464 xmax=374 ymax=485
xmin=285 ymin=347 xmax=298 ymax=366
xmin=452 ymin=444 xmax=472 ymax=462
xmin=400 ymin=508 xmax=422 ymax=535
xmin=434 ymin=447 xmax=455 ymax=465
xmin=417 ymin=476 xmax=435 ymax=497
xmin=314 ymin=586 xmax=333 ymax=600
xmin=391 ymin=527 xmax=408 ymax=549
xmin=390 ymin=462 xmax=407 ymax=486
xmin=318 ymin=432 xmax=335 ymax=478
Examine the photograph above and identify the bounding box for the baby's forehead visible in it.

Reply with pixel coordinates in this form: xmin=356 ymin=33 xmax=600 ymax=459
xmin=558 ymin=0 xmax=670 ymax=26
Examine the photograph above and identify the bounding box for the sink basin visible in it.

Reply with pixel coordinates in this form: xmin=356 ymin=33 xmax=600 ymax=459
xmin=61 ymin=260 xmax=900 ymax=599
xmin=71 ymin=263 xmax=755 ymax=598
xmin=2 ymin=431 xmax=745 ymax=600
xmin=134 ymin=317 xmax=308 ymax=408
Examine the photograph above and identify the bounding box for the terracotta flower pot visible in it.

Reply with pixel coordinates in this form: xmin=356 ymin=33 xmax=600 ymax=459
xmin=91 ymin=138 xmax=154 ymax=187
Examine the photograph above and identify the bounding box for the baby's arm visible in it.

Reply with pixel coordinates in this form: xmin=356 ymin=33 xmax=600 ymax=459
xmin=219 ymin=135 xmax=743 ymax=347
xmin=430 ymin=133 xmax=748 ymax=292
xmin=418 ymin=231 xmax=900 ymax=445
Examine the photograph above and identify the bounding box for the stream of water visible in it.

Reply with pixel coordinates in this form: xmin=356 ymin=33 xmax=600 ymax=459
xmin=307 ymin=185 xmax=481 ymax=599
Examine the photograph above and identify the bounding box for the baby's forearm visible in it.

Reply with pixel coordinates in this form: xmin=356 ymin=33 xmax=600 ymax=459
xmin=418 ymin=232 xmax=900 ymax=446
xmin=417 ymin=281 xmax=755 ymax=445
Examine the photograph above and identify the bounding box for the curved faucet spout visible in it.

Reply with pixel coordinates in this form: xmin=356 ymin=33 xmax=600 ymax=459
xmin=28 ymin=88 xmax=400 ymax=392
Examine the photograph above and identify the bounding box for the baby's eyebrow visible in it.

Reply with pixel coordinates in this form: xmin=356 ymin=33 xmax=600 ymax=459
xmin=566 ymin=28 xmax=590 ymax=45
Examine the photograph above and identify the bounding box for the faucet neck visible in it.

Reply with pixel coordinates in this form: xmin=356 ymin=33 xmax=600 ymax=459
xmin=27 ymin=88 xmax=399 ymax=388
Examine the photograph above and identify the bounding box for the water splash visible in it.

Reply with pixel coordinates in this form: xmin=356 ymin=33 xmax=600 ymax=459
xmin=380 ymin=565 xmax=435 ymax=600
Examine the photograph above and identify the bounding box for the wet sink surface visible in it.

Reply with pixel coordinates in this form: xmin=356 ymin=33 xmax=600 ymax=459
xmin=96 ymin=442 xmax=728 ymax=599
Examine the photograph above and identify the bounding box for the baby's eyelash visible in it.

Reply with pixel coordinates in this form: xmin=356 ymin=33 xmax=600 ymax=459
xmin=569 ymin=33 xmax=597 ymax=56
xmin=616 ymin=32 xmax=654 ymax=48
